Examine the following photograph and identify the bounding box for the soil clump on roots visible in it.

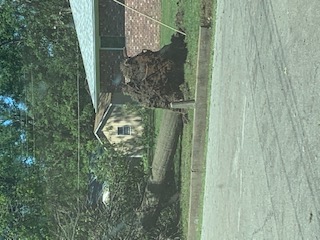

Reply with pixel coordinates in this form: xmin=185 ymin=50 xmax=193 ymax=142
xmin=120 ymin=33 xmax=187 ymax=109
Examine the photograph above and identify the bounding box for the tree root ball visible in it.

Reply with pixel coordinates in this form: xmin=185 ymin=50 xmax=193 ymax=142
xmin=120 ymin=33 xmax=187 ymax=108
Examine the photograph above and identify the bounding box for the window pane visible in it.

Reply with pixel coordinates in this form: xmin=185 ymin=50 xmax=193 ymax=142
xmin=124 ymin=126 xmax=130 ymax=135
xmin=118 ymin=127 xmax=124 ymax=135
xmin=118 ymin=126 xmax=130 ymax=135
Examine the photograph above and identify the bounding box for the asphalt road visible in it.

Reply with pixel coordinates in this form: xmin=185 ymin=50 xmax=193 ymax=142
xmin=201 ymin=0 xmax=320 ymax=239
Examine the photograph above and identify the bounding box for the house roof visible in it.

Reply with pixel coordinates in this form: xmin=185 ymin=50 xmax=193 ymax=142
xmin=93 ymin=92 xmax=113 ymax=144
xmin=70 ymin=0 xmax=99 ymax=111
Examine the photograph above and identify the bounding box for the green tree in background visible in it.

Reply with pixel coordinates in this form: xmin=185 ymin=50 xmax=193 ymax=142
xmin=0 ymin=0 xmax=94 ymax=238
xmin=0 ymin=0 xmax=154 ymax=238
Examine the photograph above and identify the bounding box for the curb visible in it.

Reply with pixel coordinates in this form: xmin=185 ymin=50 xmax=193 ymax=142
xmin=187 ymin=26 xmax=213 ymax=240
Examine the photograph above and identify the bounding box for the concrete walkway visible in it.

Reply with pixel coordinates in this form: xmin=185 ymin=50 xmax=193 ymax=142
xmin=202 ymin=0 xmax=320 ymax=239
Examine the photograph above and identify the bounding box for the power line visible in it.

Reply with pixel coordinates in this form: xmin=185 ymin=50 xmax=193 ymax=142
xmin=31 ymin=70 xmax=35 ymax=162
xmin=77 ymin=47 xmax=81 ymax=210
xmin=25 ymin=70 xmax=29 ymax=160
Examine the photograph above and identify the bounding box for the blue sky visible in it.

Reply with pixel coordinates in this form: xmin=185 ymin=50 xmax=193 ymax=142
xmin=0 ymin=96 xmax=27 ymax=126
xmin=1 ymin=95 xmax=33 ymax=164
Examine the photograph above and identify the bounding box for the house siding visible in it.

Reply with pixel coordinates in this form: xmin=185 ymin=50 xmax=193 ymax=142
xmin=100 ymin=50 xmax=123 ymax=92
xmin=97 ymin=0 xmax=162 ymax=92
xmin=102 ymin=106 xmax=144 ymax=155
xmin=98 ymin=0 xmax=126 ymax=93
xmin=99 ymin=0 xmax=125 ymax=37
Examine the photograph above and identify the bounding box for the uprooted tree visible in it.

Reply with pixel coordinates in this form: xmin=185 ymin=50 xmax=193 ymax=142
xmin=119 ymin=34 xmax=187 ymax=235
xmin=120 ymin=33 xmax=187 ymax=109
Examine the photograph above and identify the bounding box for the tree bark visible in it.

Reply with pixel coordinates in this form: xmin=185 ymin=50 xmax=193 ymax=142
xmin=137 ymin=110 xmax=182 ymax=229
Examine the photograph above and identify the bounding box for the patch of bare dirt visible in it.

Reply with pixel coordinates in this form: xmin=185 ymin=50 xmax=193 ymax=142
xmin=201 ymin=0 xmax=214 ymax=27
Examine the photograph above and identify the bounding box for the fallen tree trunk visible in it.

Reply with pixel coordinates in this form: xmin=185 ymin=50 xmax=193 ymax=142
xmin=152 ymin=110 xmax=182 ymax=184
xmin=137 ymin=110 xmax=182 ymax=229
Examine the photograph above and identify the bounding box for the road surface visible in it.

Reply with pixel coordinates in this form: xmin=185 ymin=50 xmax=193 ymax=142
xmin=202 ymin=0 xmax=320 ymax=239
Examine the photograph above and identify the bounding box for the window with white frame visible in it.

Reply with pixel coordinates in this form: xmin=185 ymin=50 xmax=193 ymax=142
xmin=117 ymin=125 xmax=131 ymax=135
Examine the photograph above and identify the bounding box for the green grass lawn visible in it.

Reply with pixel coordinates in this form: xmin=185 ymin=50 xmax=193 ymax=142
xmin=159 ymin=0 xmax=179 ymax=45
xmin=159 ymin=0 xmax=202 ymax=239
xmin=158 ymin=0 xmax=217 ymax=239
